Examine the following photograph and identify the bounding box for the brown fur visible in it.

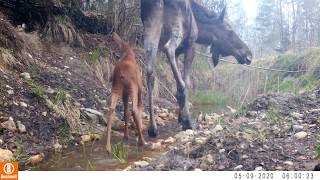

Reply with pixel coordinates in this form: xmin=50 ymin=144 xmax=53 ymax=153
xmin=105 ymin=32 xmax=146 ymax=153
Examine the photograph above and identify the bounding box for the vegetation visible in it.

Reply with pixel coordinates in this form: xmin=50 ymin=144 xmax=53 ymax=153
xmin=53 ymin=15 xmax=71 ymax=25
xmin=191 ymin=90 xmax=228 ymax=108
xmin=111 ymin=143 xmax=128 ymax=163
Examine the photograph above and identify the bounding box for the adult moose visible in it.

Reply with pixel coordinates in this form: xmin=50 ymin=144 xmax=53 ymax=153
xmin=141 ymin=0 xmax=252 ymax=137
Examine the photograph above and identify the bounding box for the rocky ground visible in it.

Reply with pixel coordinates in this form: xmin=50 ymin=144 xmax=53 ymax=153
xmin=130 ymin=89 xmax=320 ymax=171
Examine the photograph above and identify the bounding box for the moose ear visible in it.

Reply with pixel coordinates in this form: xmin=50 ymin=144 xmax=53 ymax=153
xmin=128 ymin=33 xmax=137 ymax=47
xmin=112 ymin=32 xmax=124 ymax=49
xmin=219 ymin=7 xmax=226 ymax=22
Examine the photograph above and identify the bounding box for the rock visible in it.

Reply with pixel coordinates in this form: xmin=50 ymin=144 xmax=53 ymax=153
xmin=292 ymin=125 xmax=304 ymax=131
xmin=151 ymin=142 xmax=162 ymax=151
xmin=85 ymin=112 xmax=100 ymax=123
xmin=227 ymin=106 xmax=237 ymax=114
xmin=0 ymin=149 xmax=13 ymax=161
xmin=142 ymin=112 xmax=148 ymax=119
xmin=142 ymin=157 xmax=152 ymax=161
xmin=290 ymin=112 xmax=303 ymax=119
xmin=90 ymin=134 xmax=101 ymax=140
xmin=294 ymin=131 xmax=308 ymax=140
xmin=20 ymin=72 xmax=31 ymax=80
xmin=7 ymin=90 xmax=14 ymax=95
xmin=1 ymin=118 xmax=17 ymax=132
xmin=26 ymin=153 xmax=45 ymax=165
xmin=247 ymin=111 xmax=258 ymax=117
xmin=158 ymin=112 xmax=168 ymax=119
xmin=213 ymin=124 xmax=223 ymax=132
xmin=255 ymin=166 xmax=264 ymax=171
xmin=0 ymin=139 xmax=3 ymax=145
xmin=219 ymin=149 xmax=226 ymax=153
xmin=206 ymin=154 xmax=214 ymax=163
xmin=17 ymin=121 xmax=26 ymax=133
xmin=195 ymin=137 xmax=207 ymax=145
xmin=5 ymin=85 xmax=13 ymax=89
xmin=242 ymin=155 xmax=249 ymax=159
xmin=81 ymin=135 xmax=92 ymax=144
xmin=168 ymin=113 xmax=175 ymax=119
xmin=42 ymin=112 xmax=48 ymax=116
xmin=53 ymin=142 xmax=63 ymax=152
xmin=20 ymin=102 xmax=28 ymax=108
xmin=47 ymin=87 xmax=55 ymax=94
xmin=185 ymin=129 xmax=194 ymax=136
xmin=234 ymin=165 xmax=243 ymax=170
xmin=133 ymin=161 xmax=149 ymax=168
xmin=218 ymin=165 xmax=226 ymax=170
xmin=84 ymin=108 xmax=103 ymax=117
xmin=164 ymin=137 xmax=176 ymax=144
xmin=275 ymin=166 xmax=283 ymax=170
xmin=194 ymin=168 xmax=202 ymax=171
xmin=284 ymin=161 xmax=293 ymax=166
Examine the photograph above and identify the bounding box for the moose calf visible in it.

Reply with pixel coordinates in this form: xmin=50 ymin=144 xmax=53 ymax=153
xmin=105 ymin=32 xmax=146 ymax=153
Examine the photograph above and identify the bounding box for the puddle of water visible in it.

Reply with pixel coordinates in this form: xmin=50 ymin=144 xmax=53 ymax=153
xmin=36 ymin=104 xmax=222 ymax=171
xmin=37 ymin=141 xmax=158 ymax=171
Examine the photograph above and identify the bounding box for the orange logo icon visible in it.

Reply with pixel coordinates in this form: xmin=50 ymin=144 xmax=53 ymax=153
xmin=0 ymin=162 xmax=18 ymax=180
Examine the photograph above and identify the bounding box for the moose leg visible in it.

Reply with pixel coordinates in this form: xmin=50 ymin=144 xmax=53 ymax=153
xmin=131 ymin=87 xmax=146 ymax=146
xmin=105 ymin=91 xmax=120 ymax=153
xmin=122 ymin=94 xmax=130 ymax=141
xmin=178 ymin=44 xmax=196 ymax=128
xmin=164 ymin=28 xmax=192 ymax=130
xmin=144 ymin=27 xmax=163 ymax=138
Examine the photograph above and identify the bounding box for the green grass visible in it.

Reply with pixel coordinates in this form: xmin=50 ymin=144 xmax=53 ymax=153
xmin=11 ymin=138 xmax=23 ymax=162
xmin=316 ymin=144 xmax=320 ymax=159
xmin=53 ymin=90 xmax=68 ymax=105
xmin=88 ymin=49 xmax=101 ymax=64
xmin=26 ymin=79 xmax=49 ymax=98
xmin=53 ymin=15 xmax=71 ymax=25
xmin=266 ymin=108 xmax=281 ymax=125
xmin=191 ymin=90 xmax=228 ymax=108
xmin=111 ymin=143 xmax=128 ymax=163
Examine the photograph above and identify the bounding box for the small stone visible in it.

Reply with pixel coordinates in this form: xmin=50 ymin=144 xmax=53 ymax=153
xmin=1 ymin=118 xmax=17 ymax=131
xmin=219 ymin=149 xmax=226 ymax=153
xmin=185 ymin=129 xmax=194 ymax=136
xmin=242 ymin=155 xmax=249 ymax=159
xmin=47 ymin=87 xmax=55 ymax=94
xmin=7 ymin=90 xmax=14 ymax=95
xmin=234 ymin=165 xmax=243 ymax=170
xmin=27 ymin=153 xmax=45 ymax=165
xmin=255 ymin=166 xmax=264 ymax=171
xmin=151 ymin=142 xmax=162 ymax=151
xmin=90 ymin=134 xmax=101 ymax=140
xmin=142 ymin=112 xmax=148 ymax=119
xmin=294 ymin=131 xmax=308 ymax=140
xmin=247 ymin=111 xmax=258 ymax=117
xmin=292 ymin=125 xmax=304 ymax=131
xmin=194 ymin=168 xmax=202 ymax=171
xmin=5 ymin=85 xmax=13 ymax=89
xmin=204 ymin=130 xmax=211 ymax=135
xmin=218 ymin=165 xmax=225 ymax=170
xmin=206 ymin=154 xmax=214 ymax=163
xmin=20 ymin=72 xmax=31 ymax=80
xmin=164 ymin=137 xmax=176 ymax=144
xmin=213 ymin=124 xmax=223 ymax=132
xmin=0 ymin=139 xmax=3 ymax=145
xmin=134 ymin=161 xmax=149 ymax=168
xmin=195 ymin=137 xmax=206 ymax=145
xmin=284 ymin=161 xmax=294 ymax=166
xmin=17 ymin=121 xmax=26 ymax=133
xmin=54 ymin=142 xmax=63 ymax=152
xmin=42 ymin=112 xmax=48 ymax=116
xmin=158 ymin=113 xmax=168 ymax=119
xmin=0 ymin=148 xmax=13 ymax=162
xmin=290 ymin=112 xmax=303 ymax=119
xmin=20 ymin=102 xmax=28 ymax=108
xmin=142 ymin=157 xmax=152 ymax=161
xmin=275 ymin=166 xmax=283 ymax=170
xmin=81 ymin=135 xmax=92 ymax=144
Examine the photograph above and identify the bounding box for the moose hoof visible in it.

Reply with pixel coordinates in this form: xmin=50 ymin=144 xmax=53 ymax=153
xmin=182 ymin=120 xmax=192 ymax=130
xmin=148 ymin=126 xmax=158 ymax=138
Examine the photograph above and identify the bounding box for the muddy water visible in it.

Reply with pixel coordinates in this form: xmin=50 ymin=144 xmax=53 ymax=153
xmin=36 ymin=104 xmax=223 ymax=171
